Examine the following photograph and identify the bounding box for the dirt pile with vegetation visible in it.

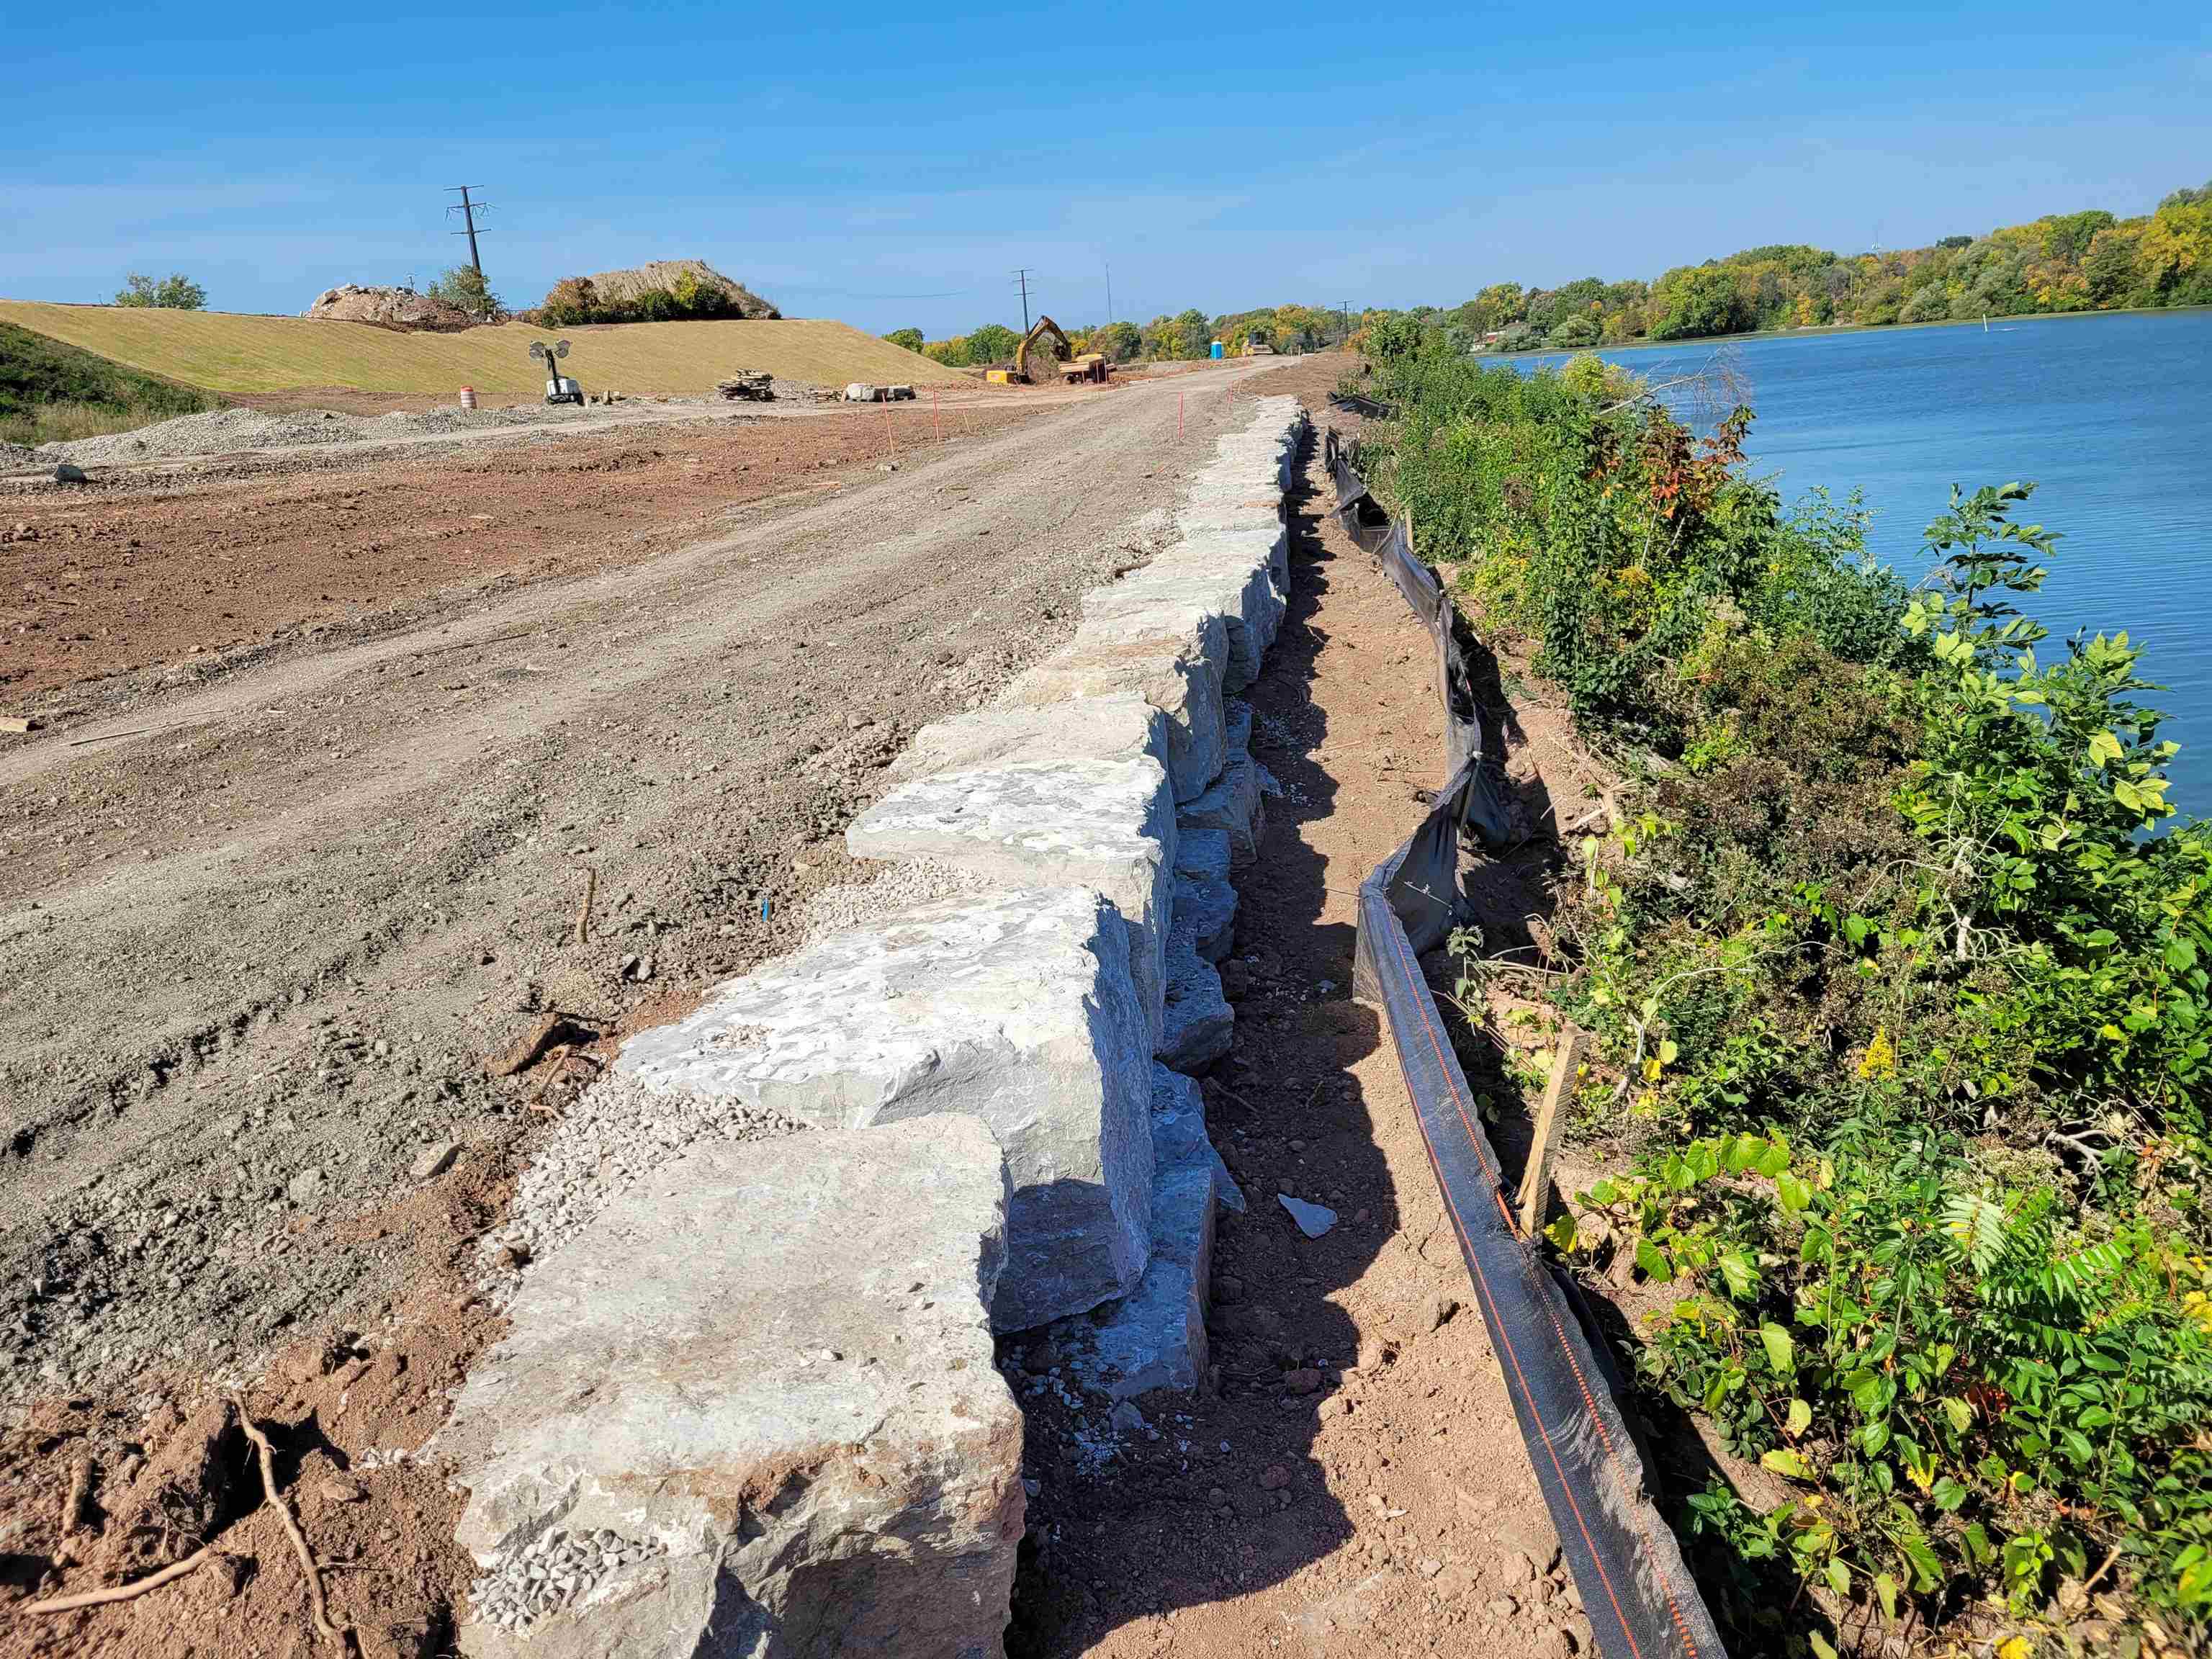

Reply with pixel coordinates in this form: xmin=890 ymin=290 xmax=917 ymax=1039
xmin=527 ymin=259 xmax=780 ymax=326
xmin=302 ymin=284 xmax=480 ymax=333
xmin=1358 ymin=340 xmax=2212 ymax=1656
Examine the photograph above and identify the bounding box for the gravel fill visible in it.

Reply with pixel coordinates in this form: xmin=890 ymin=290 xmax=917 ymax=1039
xmin=0 ymin=441 xmax=38 ymax=469
xmin=466 ymin=1525 xmax=667 ymax=1632
xmin=797 ymin=858 xmax=994 ymax=946
xmin=484 ymin=1072 xmax=806 ymax=1287
xmin=37 ymin=401 xmax=642 ymax=467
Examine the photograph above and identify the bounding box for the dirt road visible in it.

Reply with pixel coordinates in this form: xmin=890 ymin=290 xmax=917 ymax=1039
xmin=0 ymin=359 xmax=1280 ymax=1411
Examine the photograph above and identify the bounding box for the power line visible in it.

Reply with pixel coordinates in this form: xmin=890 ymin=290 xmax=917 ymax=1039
xmin=446 ymin=186 xmax=490 ymax=277
xmin=1012 ymin=267 xmax=1033 ymax=333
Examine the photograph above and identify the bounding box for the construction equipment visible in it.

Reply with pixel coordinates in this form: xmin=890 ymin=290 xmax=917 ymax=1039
xmin=529 ymin=338 xmax=584 ymax=405
xmin=1062 ymin=352 xmax=1110 ymax=385
xmin=716 ymin=370 xmax=775 ymax=401
xmin=1015 ymin=316 xmax=1073 ymax=385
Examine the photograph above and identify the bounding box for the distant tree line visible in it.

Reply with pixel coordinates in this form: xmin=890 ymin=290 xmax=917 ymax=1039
xmin=1380 ymin=179 xmax=2212 ymax=354
xmin=889 ymin=303 xmax=1347 ymax=368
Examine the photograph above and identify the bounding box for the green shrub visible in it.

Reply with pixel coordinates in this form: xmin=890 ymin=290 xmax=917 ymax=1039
xmin=1372 ymin=338 xmax=2212 ymax=1648
xmin=112 ymin=271 xmax=206 ymax=310
xmin=0 ymin=320 xmax=218 ymax=445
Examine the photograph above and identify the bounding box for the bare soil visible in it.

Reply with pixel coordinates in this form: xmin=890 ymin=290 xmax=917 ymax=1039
xmin=1002 ymin=376 xmax=1596 ymax=1659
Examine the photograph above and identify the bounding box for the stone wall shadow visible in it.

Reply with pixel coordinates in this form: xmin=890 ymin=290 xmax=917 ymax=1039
xmin=1005 ymin=443 xmax=1386 ymax=1654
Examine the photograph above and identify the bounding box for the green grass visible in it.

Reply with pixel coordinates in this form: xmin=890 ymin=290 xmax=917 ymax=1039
xmin=0 ymin=318 xmax=220 ymax=446
xmin=0 ymin=302 xmax=968 ymax=402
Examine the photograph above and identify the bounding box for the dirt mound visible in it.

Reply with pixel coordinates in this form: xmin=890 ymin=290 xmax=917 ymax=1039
xmin=581 ymin=259 xmax=780 ymax=318
xmin=305 ymin=284 xmax=480 ymax=333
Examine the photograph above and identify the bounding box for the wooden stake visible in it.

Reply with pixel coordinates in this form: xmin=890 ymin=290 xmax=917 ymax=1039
xmin=1517 ymin=1028 xmax=1586 ymax=1233
xmin=573 ymin=867 xmax=596 ymax=945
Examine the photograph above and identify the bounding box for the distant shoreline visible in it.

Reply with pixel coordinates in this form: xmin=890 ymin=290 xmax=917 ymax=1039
xmin=1485 ymin=301 xmax=2212 ymax=359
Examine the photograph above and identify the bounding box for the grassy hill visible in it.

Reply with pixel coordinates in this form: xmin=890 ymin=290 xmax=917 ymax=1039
xmin=0 ymin=302 xmax=965 ymax=403
xmin=0 ymin=320 xmax=221 ymax=446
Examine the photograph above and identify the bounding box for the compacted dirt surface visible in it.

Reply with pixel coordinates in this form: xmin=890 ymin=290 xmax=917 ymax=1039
xmin=0 ymin=355 xmax=1632 ymax=1657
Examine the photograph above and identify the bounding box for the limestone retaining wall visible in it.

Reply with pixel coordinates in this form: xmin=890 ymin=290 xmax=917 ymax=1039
xmin=436 ymin=397 xmax=1311 ymax=1656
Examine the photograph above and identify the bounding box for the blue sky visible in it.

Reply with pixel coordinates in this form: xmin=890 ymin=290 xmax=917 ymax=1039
xmin=5 ymin=1 xmax=2207 ymax=338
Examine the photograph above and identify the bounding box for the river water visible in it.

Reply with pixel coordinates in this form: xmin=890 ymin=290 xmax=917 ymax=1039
xmin=1522 ymin=311 xmax=2212 ymax=810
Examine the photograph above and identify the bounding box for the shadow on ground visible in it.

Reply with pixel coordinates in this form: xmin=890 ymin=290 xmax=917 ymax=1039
xmin=1004 ymin=462 xmax=1395 ymax=1654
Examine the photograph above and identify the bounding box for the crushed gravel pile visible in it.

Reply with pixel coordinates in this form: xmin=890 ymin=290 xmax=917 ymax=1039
xmin=0 ymin=441 xmax=38 ymax=469
xmin=37 ymin=401 xmax=620 ymax=466
xmin=481 ymin=1072 xmax=806 ymax=1290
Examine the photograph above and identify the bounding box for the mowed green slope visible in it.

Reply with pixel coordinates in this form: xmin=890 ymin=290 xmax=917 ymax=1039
xmin=0 ymin=302 xmax=967 ymax=400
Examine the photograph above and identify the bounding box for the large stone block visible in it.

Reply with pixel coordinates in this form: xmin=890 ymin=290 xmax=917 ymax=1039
xmin=1179 ymin=751 xmax=1265 ymax=869
xmin=1177 ymin=873 xmax=1236 ymax=963
xmin=1149 ymin=1062 xmax=1244 ymax=1213
xmin=1160 ymin=918 xmax=1233 ymax=1074
xmin=847 ymin=757 xmax=1177 ymax=1050
xmin=620 ymin=885 xmax=1155 ymax=1331
xmin=441 ymin=1117 xmax=1025 ymax=1659
xmin=1006 ymin=611 xmax=1228 ymax=803
xmin=1046 ymin=1067 xmax=1236 ymax=1400
xmin=888 ymin=694 xmax=1168 ymax=786
xmin=1084 ymin=530 xmax=1282 ymax=694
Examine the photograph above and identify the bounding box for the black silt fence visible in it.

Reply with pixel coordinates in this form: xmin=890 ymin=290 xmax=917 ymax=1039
xmin=1327 ymin=425 xmax=1728 ymax=1659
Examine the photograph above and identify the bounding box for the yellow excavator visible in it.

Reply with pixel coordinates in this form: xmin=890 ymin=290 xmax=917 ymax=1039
xmin=1015 ymin=316 xmax=1109 ymax=385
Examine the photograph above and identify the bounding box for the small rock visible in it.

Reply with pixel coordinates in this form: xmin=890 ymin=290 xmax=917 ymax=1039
xmin=320 ymin=1475 xmax=366 ymax=1504
xmin=1278 ymin=1195 xmax=1336 ymax=1238
xmin=287 ymin=1168 xmax=325 ymax=1205
xmin=410 ymin=1142 xmax=459 ymax=1182
xmin=1256 ymin=1465 xmax=1290 ymax=1491
xmin=1424 ymin=1292 xmax=1461 ymax=1333
xmin=1110 ymin=1402 xmax=1144 ymax=1436
xmin=1283 ymin=1367 xmax=1321 ymax=1395
xmin=1418 ymin=1557 xmax=1443 ymax=1579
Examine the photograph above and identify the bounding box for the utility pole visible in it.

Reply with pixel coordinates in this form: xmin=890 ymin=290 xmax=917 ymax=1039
xmin=1012 ymin=267 xmax=1033 ymax=333
xmin=1104 ymin=261 xmax=1115 ymax=326
xmin=1339 ymin=301 xmax=1352 ymax=345
xmin=446 ymin=186 xmax=490 ymax=276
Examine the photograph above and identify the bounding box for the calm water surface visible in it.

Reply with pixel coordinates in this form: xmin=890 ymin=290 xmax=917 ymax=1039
xmin=1523 ymin=312 xmax=2212 ymax=809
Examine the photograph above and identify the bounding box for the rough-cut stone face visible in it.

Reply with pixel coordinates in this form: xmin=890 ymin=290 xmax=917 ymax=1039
xmin=619 ymin=886 xmax=1155 ymax=1331
xmin=1048 ymin=1063 xmax=1241 ymax=1400
xmin=1180 ymin=751 xmax=1265 ymax=869
xmin=1177 ymin=873 xmax=1236 ymax=963
xmin=889 ymin=694 xmax=1168 ymax=786
xmin=1100 ymin=529 xmax=1285 ymax=692
xmin=1160 ymin=917 xmax=1233 ymax=1074
xmin=439 ymin=1118 xmax=1025 ymax=1659
xmin=1005 ymin=613 xmax=1228 ymax=804
xmin=847 ymin=756 xmax=1177 ymax=1050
